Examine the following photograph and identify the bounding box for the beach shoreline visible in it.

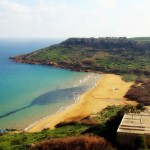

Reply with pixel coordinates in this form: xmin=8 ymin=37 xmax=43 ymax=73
xmin=27 ymin=74 xmax=137 ymax=132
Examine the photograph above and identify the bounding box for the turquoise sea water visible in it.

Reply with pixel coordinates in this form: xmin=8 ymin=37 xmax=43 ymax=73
xmin=0 ymin=39 xmax=100 ymax=130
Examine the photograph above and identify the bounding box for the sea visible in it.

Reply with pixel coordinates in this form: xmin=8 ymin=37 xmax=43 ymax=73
xmin=0 ymin=38 xmax=100 ymax=130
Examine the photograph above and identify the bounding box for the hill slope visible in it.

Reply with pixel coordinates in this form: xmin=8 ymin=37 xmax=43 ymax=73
xmin=10 ymin=37 xmax=150 ymax=75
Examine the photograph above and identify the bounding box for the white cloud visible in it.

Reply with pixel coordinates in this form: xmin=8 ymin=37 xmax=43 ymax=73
xmin=90 ymin=0 xmax=118 ymax=10
xmin=0 ymin=0 xmax=30 ymax=13
xmin=0 ymin=0 xmax=150 ymax=38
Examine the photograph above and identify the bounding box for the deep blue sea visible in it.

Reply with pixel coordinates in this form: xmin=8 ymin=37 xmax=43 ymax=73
xmin=0 ymin=38 xmax=100 ymax=130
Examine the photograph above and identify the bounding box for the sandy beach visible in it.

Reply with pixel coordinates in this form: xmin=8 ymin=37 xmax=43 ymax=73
xmin=28 ymin=74 xmax=137 ymax=132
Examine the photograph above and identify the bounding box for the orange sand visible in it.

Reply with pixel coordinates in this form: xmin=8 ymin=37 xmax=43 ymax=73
xmin=28 ymin=74 xmax=137 ymax=132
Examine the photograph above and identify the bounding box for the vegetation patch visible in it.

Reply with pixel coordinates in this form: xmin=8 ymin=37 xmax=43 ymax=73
xmin=83 ymin=105 xmax=146 ymax=144
xmin=10 ymin=37 xmax=150 ymax=77
xmin=0 ymin=125 xmax=88 ymax=149
xmin=125 ymin=76 xmax=150 ymax=105
xmin=31 ymin=135 xmax=115 ymax=150
xmin=0 ymin=105 xmax=147 ymax=149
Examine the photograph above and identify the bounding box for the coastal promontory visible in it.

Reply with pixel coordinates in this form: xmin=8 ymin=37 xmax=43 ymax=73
xmin=10 ymin=37 xmax=150 ymax=75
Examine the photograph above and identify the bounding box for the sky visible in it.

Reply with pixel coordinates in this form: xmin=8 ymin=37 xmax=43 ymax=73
xmin=0 ymin=0 xmax=150 ymax=38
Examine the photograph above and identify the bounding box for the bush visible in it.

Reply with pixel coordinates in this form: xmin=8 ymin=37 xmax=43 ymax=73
xmin=125 ymin=77 xmax=150 ymax=105
xmin=135 ymin=103 xmax=147 ymax=111
xmin=0 ymin=146 xmax=9 ymax=150
xmin=134 ymin=135 xmax=147 ymax=149
xmin=11 ymin=139 xmax=21 ymax=145
xmin=55 ymin=121 xmax=79 ymax=128
xmin=79 ymin=117 xmax=98 ymax=126
xmin=31 ymin=135 xmax=115 ymax=150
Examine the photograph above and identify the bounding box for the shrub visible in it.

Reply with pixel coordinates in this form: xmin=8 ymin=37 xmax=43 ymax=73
xmin=136 ymin=103 xmax=147 ymax=111
xmin=55 ymin=121 xmax=79 ymax=128
xmin=31 ymin=135 xmax=115 ymax=150
xmin=42 ymin=128 xmax=50 ymax=131
xmin=134 ymin=135 xmax=147 ymax=149
xmin=125 ymin=77 xmax=150 ymax=105
xmin=11 ymin=139 xmax=22 ymax=145
xmin=82 ymin=58 xmax=95 ymax=65
xmin=79 ymin=117 xmax=98 ymax=126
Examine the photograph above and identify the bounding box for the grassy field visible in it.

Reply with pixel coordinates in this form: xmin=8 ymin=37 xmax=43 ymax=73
xmin=0 ymin=125 xmax=88 ymax=149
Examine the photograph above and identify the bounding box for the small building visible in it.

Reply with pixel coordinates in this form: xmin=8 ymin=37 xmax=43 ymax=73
xmin=117 ymin=112 xmax=150 ymax=147
xmin=0 ymin=129 xmax=7 ymax=134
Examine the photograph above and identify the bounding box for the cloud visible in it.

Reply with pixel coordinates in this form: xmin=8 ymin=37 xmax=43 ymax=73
xmin=90 ymin=0 xmax=118 ymax=10
xmin=0 ymin=0 xmax=30 ymax=13
xmin=0 ymin=0 xmax=150 ymax=38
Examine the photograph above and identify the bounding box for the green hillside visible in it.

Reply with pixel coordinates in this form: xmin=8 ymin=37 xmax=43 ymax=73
xmin=10 ymin=37 xmax=150 ymax=105
xmin=10 ymin=37 xmax=150 ymax=77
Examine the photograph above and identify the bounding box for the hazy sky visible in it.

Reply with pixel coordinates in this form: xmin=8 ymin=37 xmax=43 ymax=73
xmin=0 ymin=0 xmax=150 ymax=38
